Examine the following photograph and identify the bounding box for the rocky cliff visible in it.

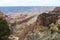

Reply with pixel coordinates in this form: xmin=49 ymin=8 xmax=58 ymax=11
xmin=24 ymin=7 xmax=60 ymax=40
xmin=1 ymin=7 xmax=60 ymax=40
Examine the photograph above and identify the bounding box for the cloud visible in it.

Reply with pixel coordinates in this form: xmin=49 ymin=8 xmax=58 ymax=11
xmin=0 ymin=0 xmax=60 ymax=6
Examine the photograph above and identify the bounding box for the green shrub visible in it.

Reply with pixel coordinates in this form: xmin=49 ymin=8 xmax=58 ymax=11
xmin=0 ymin=17 xmax=10 ymax=40
xmin=57 ymin=25 xmax=60 ymax=30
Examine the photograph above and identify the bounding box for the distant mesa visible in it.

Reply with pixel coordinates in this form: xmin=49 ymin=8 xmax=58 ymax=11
xmin=53 ymin=7 xmax=60 ymax=12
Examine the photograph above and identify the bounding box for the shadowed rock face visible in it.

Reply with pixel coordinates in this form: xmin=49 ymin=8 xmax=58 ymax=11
xmin=36 ymin=13 xmax=58 ymax=26
xmin=36 ymin=7 xmax=60 ymax=26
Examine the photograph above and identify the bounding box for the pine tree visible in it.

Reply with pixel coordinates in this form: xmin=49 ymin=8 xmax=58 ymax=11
xmin=0 ymin=17 xmax=10 ymax=40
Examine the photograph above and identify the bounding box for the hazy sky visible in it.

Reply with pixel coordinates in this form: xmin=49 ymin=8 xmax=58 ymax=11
xmin=0 ymin=6 xmax=55 ymax=15
xmin=0 ymin=0 xmax=60 ymax=6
